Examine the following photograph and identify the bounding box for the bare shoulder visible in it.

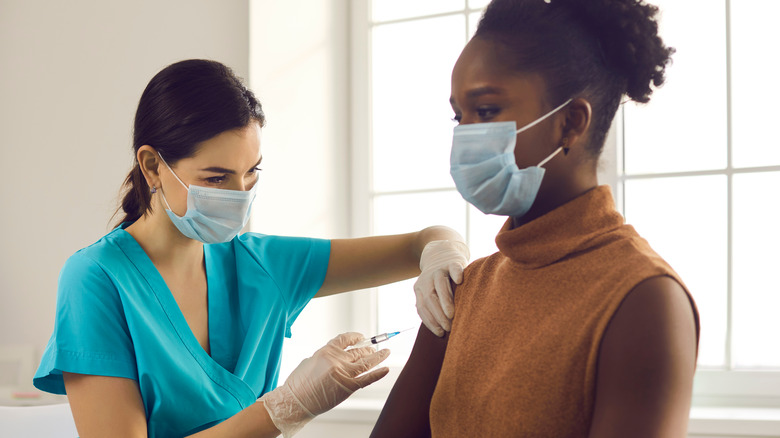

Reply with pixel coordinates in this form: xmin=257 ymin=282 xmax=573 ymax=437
xmin=588 ymin=276 xmax=698 ymax=438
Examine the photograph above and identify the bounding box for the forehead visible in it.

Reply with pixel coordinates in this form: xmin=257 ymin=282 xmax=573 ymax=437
xmin=451 ymin=37 xmax=546 ymax=104
xmin=189 ymin=122 xmax=262 ymax=165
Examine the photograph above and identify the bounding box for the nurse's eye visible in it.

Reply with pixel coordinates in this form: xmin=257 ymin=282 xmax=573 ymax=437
xmin=205 ymin=175 xmax=227 ymax=184
xmin=451 ymin=113 xmax=462 ymax=124
xmin=476 ymin=106 xmax=500 ymax=121
xmin=247 ymin=166 xmax=263 ymax=175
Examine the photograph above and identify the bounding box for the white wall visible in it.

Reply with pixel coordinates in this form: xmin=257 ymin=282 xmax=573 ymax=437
xmin=0 ymin=0 xmax=250 ymax=392
xmin=248 ymin=0 xmax=361 ymax=384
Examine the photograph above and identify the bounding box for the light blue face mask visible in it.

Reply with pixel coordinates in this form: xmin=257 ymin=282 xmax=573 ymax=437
xmin=158 ymin=155 xmax=257 ymax=244
xmin=449 ymin=98 xmax=572 ymax=217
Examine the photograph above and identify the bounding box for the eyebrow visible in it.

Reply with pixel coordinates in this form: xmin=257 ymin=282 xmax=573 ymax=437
xmin=200 ymin=156 xmax=263 ymax=174
xmin=450 ymin=86 xmax=505 ymax=105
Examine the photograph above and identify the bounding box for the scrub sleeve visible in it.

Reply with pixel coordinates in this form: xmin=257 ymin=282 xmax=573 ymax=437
xmin=34 ymin=252 xmax=138 ymax=393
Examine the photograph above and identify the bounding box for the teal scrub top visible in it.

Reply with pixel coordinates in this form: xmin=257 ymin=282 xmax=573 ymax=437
xmin=33 ymin=224 xmax=330 ymax=437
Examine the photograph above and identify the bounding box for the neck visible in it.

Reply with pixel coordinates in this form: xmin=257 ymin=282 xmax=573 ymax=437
xmin=125 ymin=208 xmax=204 ymax=271
xmin=512 ymin=176 xmax=598 ymax=229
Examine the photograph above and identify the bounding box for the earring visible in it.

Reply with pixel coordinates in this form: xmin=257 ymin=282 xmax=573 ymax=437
xmin=561 ymin=138 xmax=570 ymax=155
xmin=151 ymin=186 xmax=157 ymax=194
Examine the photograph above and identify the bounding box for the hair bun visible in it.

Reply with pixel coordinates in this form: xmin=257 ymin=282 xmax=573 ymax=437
xmin=564 ymin=0 xmax=674 ymax=103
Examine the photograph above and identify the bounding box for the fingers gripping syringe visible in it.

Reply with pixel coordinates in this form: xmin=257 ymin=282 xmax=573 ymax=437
xmin=350 ymin=328 xmax=413 ymax=349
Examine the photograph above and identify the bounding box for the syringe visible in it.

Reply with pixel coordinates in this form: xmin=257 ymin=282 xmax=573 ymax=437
xmin=349 ymin=328 xmax=413 ymax=349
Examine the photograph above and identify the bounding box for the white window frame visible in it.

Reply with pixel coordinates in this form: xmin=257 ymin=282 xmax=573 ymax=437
xmin=348 ymin=0 xmax=780 ymax=407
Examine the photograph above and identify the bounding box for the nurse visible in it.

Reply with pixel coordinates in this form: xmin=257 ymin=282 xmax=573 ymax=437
xmin=33 ymin=59 xmax=469 ymax=437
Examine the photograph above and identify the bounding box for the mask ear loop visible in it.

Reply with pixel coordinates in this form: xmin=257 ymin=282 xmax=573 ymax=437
xmin=157 ymin=153 xmax=190 ymax=190
xmin=156 ymin=153 xmax=189 ymax=213
xmin=514 ymin=98 xmax=573 ymax=135
xmin=537 ymin=145 xmax=564 ymax=167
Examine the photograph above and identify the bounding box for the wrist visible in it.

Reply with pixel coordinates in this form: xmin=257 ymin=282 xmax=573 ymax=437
xmin=250 ymin=401 xmax=283 ymax=437
xmin=419 ymin=240 xmax=471 ymax=270
xmin=416 ymin=226 xmax=464 ymax=253
xmin=259 ymin=386 xmax=314 ymax=438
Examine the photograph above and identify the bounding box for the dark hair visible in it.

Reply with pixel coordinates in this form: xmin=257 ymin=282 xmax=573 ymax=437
xmin=475 ymin=0 xmax=674 ymax=157
xmin=115 ymin=59 xmax=265 ymax=226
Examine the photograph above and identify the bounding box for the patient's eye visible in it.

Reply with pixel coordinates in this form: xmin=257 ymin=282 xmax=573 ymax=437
xmin=476 ymin=106 xmax=500 ymax=121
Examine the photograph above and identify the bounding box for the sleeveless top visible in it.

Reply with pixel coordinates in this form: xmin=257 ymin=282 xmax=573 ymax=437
xmin=429 ymin=185 xmax=699 ymax=437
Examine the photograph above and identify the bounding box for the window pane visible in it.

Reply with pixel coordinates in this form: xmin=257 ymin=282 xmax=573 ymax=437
xmin=468 ymin=0 xmax=491 ymax=8
xmin=372 ymin=15 xmax=466 ymax=192
xmin=467 ymin=204 xmax=506 ymax=261
xmin=376 ymin=279 xmax=418 ymax=367
xmin=373 ymin=190 xmax=467 ymax=236
xmin=624 ymin=175 xmax=727 ymax=368
xmin=373 ymin=191 xmax=467 ymax=367
xmin=732 ymin=172 xmax=780 ymax=368
xmin=731 ymin=1 xmax=780 ymax=168
xmin=623 ymin=0 xmax=727 ymax=175
xmin=468 ymin=11 xmax=482 ymax=39
xmin=372 ymin=0 xmax=465 ymax=22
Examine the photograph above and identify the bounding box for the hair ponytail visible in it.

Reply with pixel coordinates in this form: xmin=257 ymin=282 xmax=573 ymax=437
xmin=114 ymin=164 xmax=152 ymax=227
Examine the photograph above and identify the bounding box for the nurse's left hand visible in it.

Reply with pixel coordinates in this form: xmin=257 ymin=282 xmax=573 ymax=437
xmin=415 ymin=240 xmax=470 ymax=337
xmin=258 ymin=332 xmax=390 ymax=437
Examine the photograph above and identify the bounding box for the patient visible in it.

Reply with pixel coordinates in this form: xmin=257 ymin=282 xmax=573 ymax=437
xmin=371 ymin=0 xmax=700 ymax=437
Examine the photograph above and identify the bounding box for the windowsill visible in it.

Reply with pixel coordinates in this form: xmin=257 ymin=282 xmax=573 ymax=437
xmin=0 ymin=391 xmax=68 ymax=407
xmin=688 ymin=406 xmax=780 ymax=436
xmin=316 ymin=398 xmax=384 ymax=424
xmin=319 ymin=399 xmax=780 ymax=437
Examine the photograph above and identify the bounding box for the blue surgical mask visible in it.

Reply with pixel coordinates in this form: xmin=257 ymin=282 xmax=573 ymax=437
xmin=158 ymin=155 xmax=257 ymax=244
xmin=449 ymin=98 xmax=572 ymax=217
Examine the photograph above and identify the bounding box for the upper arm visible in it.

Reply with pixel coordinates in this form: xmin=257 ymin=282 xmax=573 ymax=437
xmin=588 ymin=276 xmax=698 ymax=438
xmin=317 ymin=234 xmax=421 ymax=297
xmin=370 ymin=324 xmax=448 ymax=438
xmin=64 ymin=372 xmax=147 ymax=438
xmin=317 ymin=226 xmax=465 ymax=297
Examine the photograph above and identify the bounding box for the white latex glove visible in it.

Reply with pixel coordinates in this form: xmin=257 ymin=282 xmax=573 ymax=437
xmin=259 ymin=332 xmax=390 ymax=437
xmin=414 ymin=240 xmax=470 ymax=337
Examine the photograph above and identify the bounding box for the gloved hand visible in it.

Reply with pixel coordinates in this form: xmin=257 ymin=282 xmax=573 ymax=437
xmin=258 ymin=332 xmax=390 ymax=437
xmin=414 ymin=240 xmax=470 ymax=337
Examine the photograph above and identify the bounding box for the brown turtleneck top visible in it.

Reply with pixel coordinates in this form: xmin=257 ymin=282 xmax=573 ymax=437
xmin=428 ymin=185 xmax=699 ymax=437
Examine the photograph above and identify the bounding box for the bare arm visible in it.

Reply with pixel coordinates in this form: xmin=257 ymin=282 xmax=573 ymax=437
xmin=370 ymin=325 xmax=449 ymax=438
xmin=64 ymin=373 xmax=280 ymax=438
xmin=316 ymin=226 xmax=464 ymax=297
xmin=588 ymin=276 xmax=698 ymax=438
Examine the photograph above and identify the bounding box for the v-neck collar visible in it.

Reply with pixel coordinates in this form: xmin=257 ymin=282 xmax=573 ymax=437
xmin=113 ymin=225 xmax=257 ymax=404
xmin=495 ymin=186 xmax=624 ymax=269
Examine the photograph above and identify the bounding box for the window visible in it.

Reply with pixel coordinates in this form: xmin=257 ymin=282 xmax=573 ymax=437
xmin=352 ymin=0 xmax=780 ymax=404
xmin=618 ymin=0 xmax=780 ymax=406
xmin=351 ymin=0 xmax=500 ymax=368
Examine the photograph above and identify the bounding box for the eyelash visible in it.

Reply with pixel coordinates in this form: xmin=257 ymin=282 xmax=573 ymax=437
xmin=477 ymin=107 xmax=500 ymax=120
xmin=205 ymin=176 xmax=227 ymax=184
xmin=205 ymin=167 xmax=262 ymax=184
xmin=451 ymin=107 xmax=500 ymax=124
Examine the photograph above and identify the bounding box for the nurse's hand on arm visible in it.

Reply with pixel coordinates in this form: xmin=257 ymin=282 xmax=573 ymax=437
xmin=64 ymin=333 xmax=389 ymax=438
xmin=317 ymin=225 xmax=469 ymax=336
